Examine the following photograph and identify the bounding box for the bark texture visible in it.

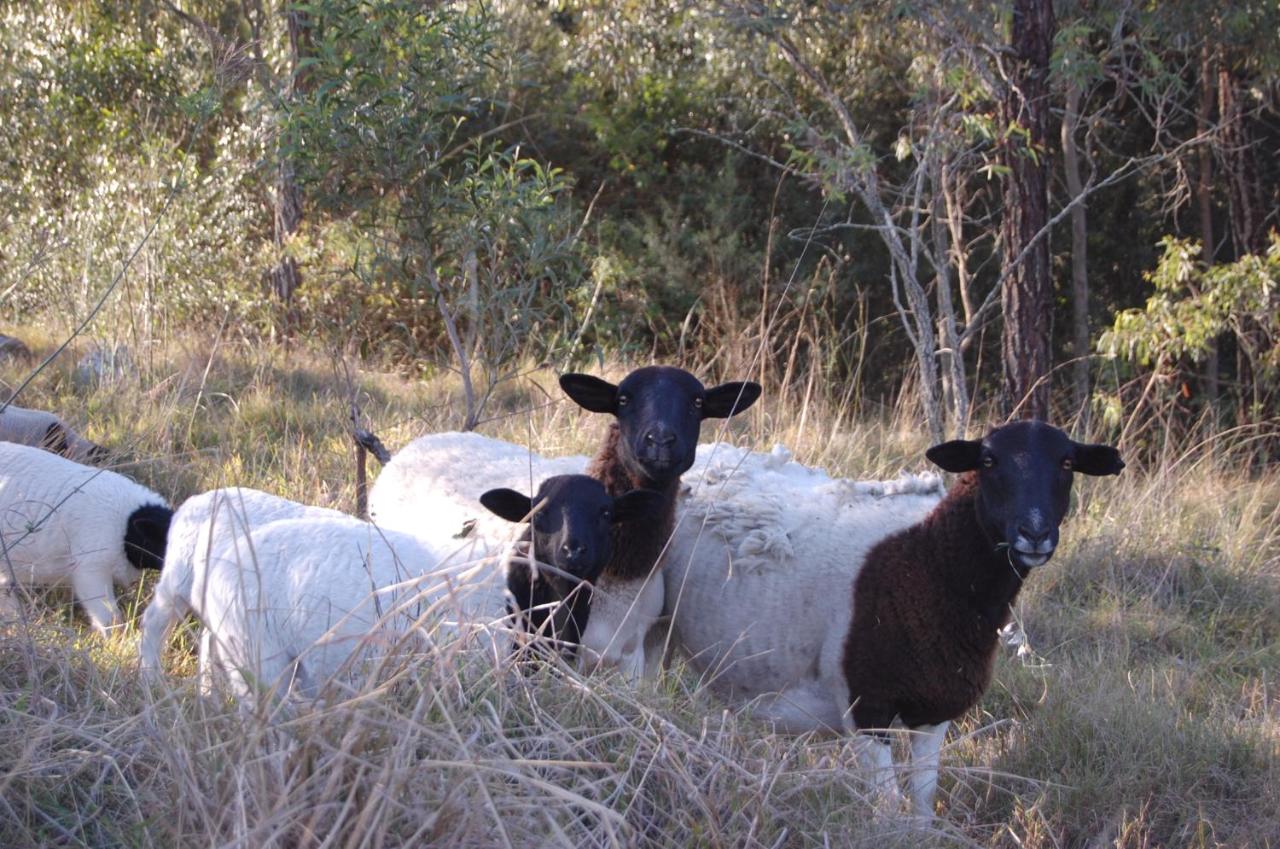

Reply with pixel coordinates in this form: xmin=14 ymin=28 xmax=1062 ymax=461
xmin=999 ymin=0 xmax=1055 ymax=420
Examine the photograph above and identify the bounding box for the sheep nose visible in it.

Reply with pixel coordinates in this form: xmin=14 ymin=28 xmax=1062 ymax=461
xmin=1017 ymin=526 xmax=1052 ymax=547
xmin=644 ymin=428 xmax=676 ymax=447
xmin=561 ymin=541 xmax=585 ymax=561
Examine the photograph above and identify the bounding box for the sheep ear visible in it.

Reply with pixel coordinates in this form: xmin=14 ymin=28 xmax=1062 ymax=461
xmin=702 ymin=381 xmax=762 ymax=419
xmin=926 ymin=439 xmax=982 ymax=472
xmin=40 ymin=422 xmax=71 ymax=457
xmin=1072 ymin=442 xmax=1125 ymax=476
xmin=480 ymin=488 xmax=534 ymax=523
xmin=611 ymin=488 xmax=666 ymax=524
xmin=559 ymin=374 xmax=617 ymax=414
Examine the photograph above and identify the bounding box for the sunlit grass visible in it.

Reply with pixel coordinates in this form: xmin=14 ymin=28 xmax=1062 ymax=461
xmin=1 ymin=323 xmax=1276 ymax=848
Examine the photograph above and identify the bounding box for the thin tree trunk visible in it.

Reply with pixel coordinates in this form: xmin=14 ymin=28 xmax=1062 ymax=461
xmin=999 ymin=0 xmax=1055 ymax=421
xmin=1218 ymin=63 xmax=1265 ymax=425
xmin=1061 ymin=82 xmax=1090 ymax=422
xmin=932 ymin=156 xmax=970 ymax=437
xmin=269 ymin=5 xmax=313 ymax=323
xmin=1197 ymin=46 xmax=1219 ymax=403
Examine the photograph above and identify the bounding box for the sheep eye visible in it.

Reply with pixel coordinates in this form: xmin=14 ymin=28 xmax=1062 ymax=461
xmin=981 ymin=455 xmax=995 ymax=469
xmin=693 ymin=397 xmax=704 ymax=410
xmin=601 ymin=508 xmax=612 ymax=521
xmin=617 ymin=394 xmax=630 ymax=408
xmin=1061 ymin=458 xmax=1073 ymax=471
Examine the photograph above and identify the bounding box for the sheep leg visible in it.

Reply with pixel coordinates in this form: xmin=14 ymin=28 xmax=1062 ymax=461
xmin=70 ymin=571 xmax=122 ymax=634
xmin=906 ymin=721 xmax=949 ymax=818
xmin=852 ymin=733 xmax=902 ymax=813
xmin=0 ymin=585 xmax=25 ymax=624
xmin=197 ymin=629 xmax=219 ymax=695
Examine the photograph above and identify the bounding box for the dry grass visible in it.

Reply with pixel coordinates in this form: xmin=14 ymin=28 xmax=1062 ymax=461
xmin=1 ymin=324 xmax=1277 ymax=848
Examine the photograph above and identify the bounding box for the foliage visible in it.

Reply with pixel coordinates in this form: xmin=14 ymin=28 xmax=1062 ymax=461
xmin=279 ymin=0 xmax=586 ymax=409
xmin=1100 ymin=235 xmax=1280 ymax=411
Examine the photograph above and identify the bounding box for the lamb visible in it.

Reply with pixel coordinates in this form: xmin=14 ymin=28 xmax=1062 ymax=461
xmin=660 ymin=421 xmax=1124 ymax=817
xmin=0 ymin=442 xmax=171 ymax=633
xmin=0 ymin=404 xmax=109 ymax=463
xmin=184 ymin=475 xmax=659 ymax=700
xmin=139 ymin=487 xmax=350 ymax=680
xmin=368 ymin=366 xmax=762 ymax=678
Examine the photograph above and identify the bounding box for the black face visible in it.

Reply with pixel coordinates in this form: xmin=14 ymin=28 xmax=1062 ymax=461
xmin=480 ymin=475 xmax=665 ymax=647
xmin=480 ymin=475 xmax=665 ymax=583
xmin=559 ymin=366 xmax=762 ymax=486
xmin=926 ymin=421 xmax=1124 ymax=570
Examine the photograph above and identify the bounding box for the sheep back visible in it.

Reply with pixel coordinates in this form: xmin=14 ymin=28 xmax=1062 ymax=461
xmin=0 ymin=442 xmax=167 ymax=589
xmin=662 ymin=443 xmax=944 ymax=712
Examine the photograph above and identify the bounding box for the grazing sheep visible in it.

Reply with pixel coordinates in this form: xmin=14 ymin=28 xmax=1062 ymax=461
xmin=139 ymin=487 xmax=349 ymax=681
xmin=368 ymin=366 xmax=761 ymax=678
xmin=184 ymin=475 xmax=659 ymax=700
xmin=0 ymin=442 xmax=171 ymax=633
xmin=660 ymin=421 xmax=1124 ymax=817
xmin=0 ymin=404 xmax=109 ymax=463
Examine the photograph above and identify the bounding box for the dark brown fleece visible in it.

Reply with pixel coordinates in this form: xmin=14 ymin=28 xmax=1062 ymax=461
xmin=586 ymin=423 xmax=680 ymax=581
xmin=842 ymin=472 xmax=1031 ymax=730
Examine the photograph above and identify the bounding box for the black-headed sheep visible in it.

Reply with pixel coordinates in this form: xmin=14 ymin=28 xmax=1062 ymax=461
xmin=0 ymin=442 xmax=170 ymax=632
xmin=367 ymin=366 xmax=761 ymax=678
xmin=661 ymin=421 xmax=1123 ymax=817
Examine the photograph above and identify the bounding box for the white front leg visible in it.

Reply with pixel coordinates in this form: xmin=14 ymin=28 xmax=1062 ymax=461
xmin=853 ymin=734 xmax=902 ymax=813
xmin=579 ymin=573 xmax=663 ymax=681
xmin=906 ymin=721 xmax=949 ymax=818
xmin=70 ymin=571 xmax=122 ymax=634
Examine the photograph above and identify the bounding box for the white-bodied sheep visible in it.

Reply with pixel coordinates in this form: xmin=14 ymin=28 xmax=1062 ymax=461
xmin=0 ymin=442 xmax=171 ymax=632
xmin=660 ymin=422 xmax=1124 ymax=817
xmin=0 ymin=404 xmax=108 ymax=463
xmin=368 ymin=366 xmax=760 ymax=678
xmin=184 ymin=475 xmax=659 ymax=701
xmin=139 ymin=487 xmax=349 ymax=681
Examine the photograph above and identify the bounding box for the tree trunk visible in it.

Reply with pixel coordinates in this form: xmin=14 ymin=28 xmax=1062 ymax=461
xmin=269 ymin=5 xmax=313 ymax=320
xmin=999 ymin=0 xmax=1055 ymax=421
xmin=933 ymin=156 xmax=970 ymax=437
xmin=1061 ymin=81 xmax=1089 ymax=422
xmin=1218 ymin=63 xmax=1265 ymax=425
xmin=1197 ymin=47 xmax=1219 ymax=404
xmin=1218 ymin=65 xmax=1265 ymax=258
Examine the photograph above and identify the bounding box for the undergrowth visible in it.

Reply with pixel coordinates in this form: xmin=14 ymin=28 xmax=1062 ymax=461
xmin=0 ymin=325 xmax=1276 ymax=848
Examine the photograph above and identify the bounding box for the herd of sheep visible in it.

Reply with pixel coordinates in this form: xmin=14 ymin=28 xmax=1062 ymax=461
xmin=0 ymin=363 xmax=1124 ymax=819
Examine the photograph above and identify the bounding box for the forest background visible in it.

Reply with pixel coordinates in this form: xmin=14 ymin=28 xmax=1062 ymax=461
xmin=3 ymin=0 xmax=1279 ymax=443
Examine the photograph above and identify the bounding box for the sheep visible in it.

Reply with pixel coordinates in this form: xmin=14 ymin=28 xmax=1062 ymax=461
xmin=0 ymin=442 xmax=171 ymax=633
xmin=367 ymin=366 xmax=762 ymax=678
xmin=660 ymin=421 xmax=1124 ymax=817
xmin=0 ymin=404 xmax=109 ymax=463
xmin=187 ymin=475 xmax=660 ymax=700
xmin=139 ymin=487 xmax=350 ymax=682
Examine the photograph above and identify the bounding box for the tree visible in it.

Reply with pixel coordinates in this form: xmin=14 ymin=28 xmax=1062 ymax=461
xmin=998 ymin=0 xmax=1056 ymax=420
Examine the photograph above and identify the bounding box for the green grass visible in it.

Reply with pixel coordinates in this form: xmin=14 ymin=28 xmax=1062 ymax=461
xmin=1 ymin=324 xmax=1277 ymax=848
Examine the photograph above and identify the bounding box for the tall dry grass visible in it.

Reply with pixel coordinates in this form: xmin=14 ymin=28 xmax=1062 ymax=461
xmin=0 ymin=323 xmax=1276 ymax=847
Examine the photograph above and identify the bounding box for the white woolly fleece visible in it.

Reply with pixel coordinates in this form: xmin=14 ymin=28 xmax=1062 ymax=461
xmin=662 ymin=442 xmax=945 ymax=732
xmin=139 ymin=487 xmax=349 ymax=677
xmin=191 ymin=513 xmax=514 ymax=701
xmin=0 ymin=442 xmax=168 ymax=632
